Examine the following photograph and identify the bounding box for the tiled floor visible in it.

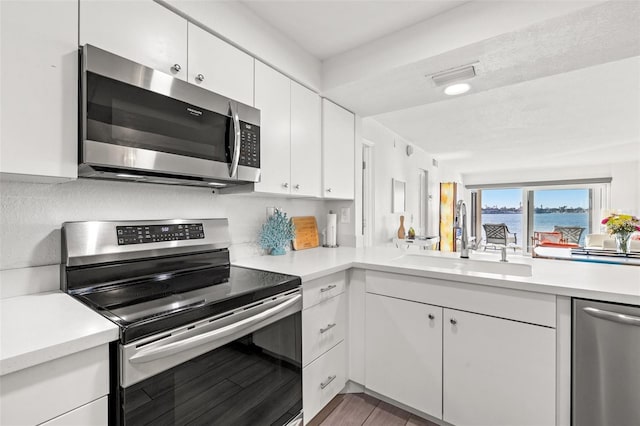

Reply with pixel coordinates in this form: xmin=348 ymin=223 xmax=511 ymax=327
xmin=310 ymin=393 xmax=439 ymax=426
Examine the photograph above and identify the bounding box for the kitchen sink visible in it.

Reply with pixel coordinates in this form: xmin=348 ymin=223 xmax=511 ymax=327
xmin=392 ymin=254 xmax=533 ymax=277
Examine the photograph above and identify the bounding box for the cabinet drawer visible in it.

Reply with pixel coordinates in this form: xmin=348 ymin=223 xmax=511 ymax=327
xmin=303 ymin=272 xmax=346 ymax=309
xmin=42 ymin=396 xmax=107 ymax=426
xmin=303 ymin=341 xmax=346 ymax=425
xmin=0 ymin=345 xmax=109 ymax=426
xmin=366 ymin=270 xmax=556 ymax=327
xmin=302 ymin=293 xmax=346 ymax=366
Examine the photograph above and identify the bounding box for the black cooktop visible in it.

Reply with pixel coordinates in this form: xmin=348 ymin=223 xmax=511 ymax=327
xmin=73 ymin=265 xmax=301 ymax=344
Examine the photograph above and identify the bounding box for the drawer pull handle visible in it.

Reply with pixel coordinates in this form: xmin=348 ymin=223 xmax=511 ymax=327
xmin=450 ymin=318 xmax=457 ymax=325
xmin=320 ymin=284 xmax=337 ymax=293
xmin=320 ymin=323 xmax=337 ymax=333
xmin=428 ymin=314 xmax=435 ymax=320
xmin=320 ymin=375 xmax=337 ymax=389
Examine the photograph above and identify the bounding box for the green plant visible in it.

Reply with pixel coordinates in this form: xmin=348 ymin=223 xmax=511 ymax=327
xmin=259 ymin=209 xmax=296 ymax=254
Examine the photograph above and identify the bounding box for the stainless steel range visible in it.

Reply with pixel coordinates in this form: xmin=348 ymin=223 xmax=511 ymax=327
xmin=62 ymin=219 xmax=302 ymax=426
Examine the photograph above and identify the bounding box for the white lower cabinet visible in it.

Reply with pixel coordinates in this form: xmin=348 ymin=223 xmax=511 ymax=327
xmin=42 ymin=396 xmax=108 ymax=426
xmin=365 ymin=293 xmax=443 ymax=418
xmin=363 ymin=271 xmax=557 ymax=425
xmin=302 ymin=272 xmax=346 ymax=310
xmin=302 ymin=293 xmax=346 ymax=366
xmin=0 ymin=345 xmax=109 ymax=426
xmin=303 ymin=341 xmax=346 ymax=424
xmin=443 ymin=308 xmax=556 ymax=426
xmin=302 ymin=273 xmax=347 ymax=424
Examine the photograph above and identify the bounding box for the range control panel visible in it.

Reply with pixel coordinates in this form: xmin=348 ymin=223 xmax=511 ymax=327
xmin=116 ymin=223 xmax=204 ymax=245
xmin=239 ymin=121 xmax=260 ymax=168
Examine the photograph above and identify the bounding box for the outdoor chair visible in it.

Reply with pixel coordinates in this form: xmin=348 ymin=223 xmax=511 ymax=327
xmin=553 ymin=226 xmax=585 ymax=245
xmin=482 ymin=223 xmax=518 ymax=251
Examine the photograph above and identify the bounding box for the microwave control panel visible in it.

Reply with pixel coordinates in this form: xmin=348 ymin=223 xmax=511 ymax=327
xmin=239 ymin=122 xmax=260 ymax=168
xmin=116 ymin=223 xmax=204 ymax=245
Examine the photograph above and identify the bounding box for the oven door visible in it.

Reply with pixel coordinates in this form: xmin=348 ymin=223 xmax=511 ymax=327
xmin=118 ymin=290 xmax=302 ymax=426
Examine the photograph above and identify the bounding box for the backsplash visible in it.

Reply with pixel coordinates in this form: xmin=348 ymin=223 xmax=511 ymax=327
xmin=0 ymin=179 xmax=330 ymax=270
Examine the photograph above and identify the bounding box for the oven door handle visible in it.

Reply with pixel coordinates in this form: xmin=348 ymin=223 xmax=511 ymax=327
xmin=129 ymin=293 xmax=301 ymax=364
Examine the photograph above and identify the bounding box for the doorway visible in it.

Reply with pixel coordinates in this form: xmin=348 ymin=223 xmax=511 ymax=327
xmin=362 ymin=142 xmax=374 ymax=247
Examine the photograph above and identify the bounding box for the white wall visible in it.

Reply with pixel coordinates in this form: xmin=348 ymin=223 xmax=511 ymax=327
xmin=0 ymin=180 xmax=329 ymax=271
xmin=158 ymin=0 xmax=322 ymax=91
xmin=362 ymin=118 xmax=460 ymax=246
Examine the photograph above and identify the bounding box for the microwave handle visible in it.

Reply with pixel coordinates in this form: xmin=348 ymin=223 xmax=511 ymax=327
xmin=229 ymin=102 xmax=241 ymax=178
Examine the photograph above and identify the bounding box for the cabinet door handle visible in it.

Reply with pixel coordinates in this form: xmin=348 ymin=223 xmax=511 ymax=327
xmin=428 ymin=314 xmax=435 ymax=320
xmin=172 ymin=63 xmax=181 ymax=72
xmin=450 ymin=318 xmax=457 ymax=325
xmin=320 ymin=323 xmax=337 ymax=334
xmin=320 ymin=375 xmax=337 ymax=389
xmin=320 ymin=284 xmax=337 ymax=293
xmin=326 ymin=188 xmax=332 ymax=193
xmin=283 ymin=182 xmax=289 ymax=188
xmin=295 ymin=184 xmax=300 ymax=190
xmin=196 ymin=73 xmax=205 ymax=82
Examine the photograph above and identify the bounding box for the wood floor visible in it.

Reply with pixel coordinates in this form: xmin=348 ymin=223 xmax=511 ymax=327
xmin=309 ymin=393 xmax=439 ymax=426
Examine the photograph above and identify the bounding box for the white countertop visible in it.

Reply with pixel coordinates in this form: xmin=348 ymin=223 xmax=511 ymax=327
xmin=2 ymin=246 xmax=638 ymax=376
xmin=0 ymin=291 xmax=119 ymax=376
xmin=234 ymin=246 xmax=640 ymax=305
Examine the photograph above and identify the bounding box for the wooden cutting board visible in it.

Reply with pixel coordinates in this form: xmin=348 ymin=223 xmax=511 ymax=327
xmin=291 ymin=216 xmax=319 ymax=250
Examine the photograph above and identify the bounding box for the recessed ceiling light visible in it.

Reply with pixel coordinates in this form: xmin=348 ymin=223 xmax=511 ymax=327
xmin=444 ymin=83 xmax=471 ymax=96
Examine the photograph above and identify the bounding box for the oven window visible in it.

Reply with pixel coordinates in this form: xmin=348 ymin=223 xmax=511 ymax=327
xmin=86 ymin=72 xmax=230 ymax=163
xmin=120 ymin=312 xmax=302 ymax=425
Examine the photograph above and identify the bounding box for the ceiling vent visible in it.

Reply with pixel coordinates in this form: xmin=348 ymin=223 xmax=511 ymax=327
xmin=430 ymin=64 xmax=477 ymax=87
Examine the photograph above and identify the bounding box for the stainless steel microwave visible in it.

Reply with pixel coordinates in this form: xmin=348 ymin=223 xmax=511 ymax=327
xmin=79 ymin=44 xmax=260 ymax=189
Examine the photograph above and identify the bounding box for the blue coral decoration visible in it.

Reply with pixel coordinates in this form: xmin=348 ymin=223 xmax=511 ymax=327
xmin=259 ymin=209 xmax=296 ymax=255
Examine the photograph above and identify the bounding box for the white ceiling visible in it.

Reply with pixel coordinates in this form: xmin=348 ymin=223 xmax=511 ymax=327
xmin=240 ymin=0 xmax=467 ymax=59
xmin=374 ymin=56 xmax=640 ymax=174
xmin=324 ymin=0 xmax=640 ymax=116
xmin=242 ymin=0 xmax=640 ymax=175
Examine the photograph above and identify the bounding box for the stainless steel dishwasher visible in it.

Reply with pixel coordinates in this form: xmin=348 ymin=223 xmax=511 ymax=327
xmin=573 ymin=298 xmax=640 ymax=426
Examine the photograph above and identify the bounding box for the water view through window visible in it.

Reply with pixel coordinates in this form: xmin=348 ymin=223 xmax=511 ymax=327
xmin=480 ymin=188 xmax=591 ymax=247
xmin=481 ymin=189 xmax=523 ymax=245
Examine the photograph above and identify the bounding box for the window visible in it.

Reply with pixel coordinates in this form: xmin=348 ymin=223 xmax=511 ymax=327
xmin=478 ymin=188 xmax=523 ymax=247
xmin=472 ymin=183 xmax=609 ymax=251
xmin=528 ymin=188 xmax=591 ymax=246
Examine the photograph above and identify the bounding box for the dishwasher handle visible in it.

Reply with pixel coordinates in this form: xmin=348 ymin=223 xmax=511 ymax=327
xmin=583 ymin=306 xmax=640 ymax=327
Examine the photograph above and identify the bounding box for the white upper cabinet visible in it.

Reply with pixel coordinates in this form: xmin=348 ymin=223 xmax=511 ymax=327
xmin=80 ymin=0 xmax=187 ymax=80
xmin=254 ymin=61 xmax=291 ymax=195
xmin=322 ymin=100 xmax=355 ymax=199
xmin=0 ymin=0 xmax=78 ymax=180
xmin=188 ymin=23 xmax=254 ymax=106
xmin=290 ymin=82 xmax=322 ymax=197
xmin=443 ymin=308 xmax=556 ymax=426
xmin=254 ymin=65 xmax=322 ymax=197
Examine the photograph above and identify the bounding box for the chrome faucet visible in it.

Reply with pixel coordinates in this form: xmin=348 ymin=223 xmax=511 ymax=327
xmin=455 ymin=200 xmax=469 ymax=259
